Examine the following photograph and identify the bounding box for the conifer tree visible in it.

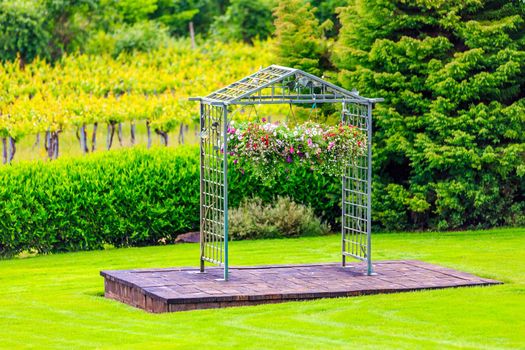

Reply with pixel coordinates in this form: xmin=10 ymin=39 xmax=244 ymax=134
xmin=334 ymin=0 xmax=525 ymax=230
xmin=273 ymin=0 xmax=332 ymax=75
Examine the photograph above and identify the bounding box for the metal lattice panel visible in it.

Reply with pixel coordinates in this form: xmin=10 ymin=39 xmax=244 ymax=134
xmin=199 ymin=104 xmax=228 ymax=279
xmin=341 ymin=102 xmax=373 ymax=274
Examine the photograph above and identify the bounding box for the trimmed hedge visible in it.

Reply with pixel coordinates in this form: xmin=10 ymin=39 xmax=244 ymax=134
xmin=0 ymin=147 xmax=341 ymax=257
xmin=0 ymin=148 xmax=201 ymax=256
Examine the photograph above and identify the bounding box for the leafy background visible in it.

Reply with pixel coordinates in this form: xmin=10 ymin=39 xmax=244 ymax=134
xmin=0 ymin=0 xmax=523 ymax=250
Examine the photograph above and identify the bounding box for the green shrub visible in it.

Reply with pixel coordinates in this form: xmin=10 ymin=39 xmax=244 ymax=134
xmin=84 ymin=31 xmax=117 ymax=55
xmin=0 ymin=147 xmax=200 ymax=257
xmin=5 ymin=137 xmax=518 ymax=257
xmin=229 ymin=163 xmax=341 ymax=230
xmin=229 ymin=196 xmax=331 ymax=240
xmin=0 ymin=146 xmax=342 ymax=257
xmin=86 ymin=22 xmax=169 ymax=56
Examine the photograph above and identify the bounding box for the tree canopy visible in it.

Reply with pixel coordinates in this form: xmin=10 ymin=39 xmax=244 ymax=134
xmin=0 ymin=1 xmax=50 ymax=64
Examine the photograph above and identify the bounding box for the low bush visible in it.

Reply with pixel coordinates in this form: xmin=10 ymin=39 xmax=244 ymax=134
xmin=229 ymin=196 xmax=330 ymax=240
xmin=230 ymin=161 xmax=342 ymax=230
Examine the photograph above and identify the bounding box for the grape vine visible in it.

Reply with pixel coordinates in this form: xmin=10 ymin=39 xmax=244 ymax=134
xmin=0 ymin=40 xmax=272 ymax=162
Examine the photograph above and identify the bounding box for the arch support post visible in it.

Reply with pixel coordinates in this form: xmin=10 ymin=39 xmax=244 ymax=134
xmin=341 ymin=101 xmax=374 ymax=275
xmin=366 ymin=102 xmax=373 ymax=276
xmin=199 ymin=102 xmax=205 ymax=273
xmin=199 ymin=102 xmax=229 ymax=281
xmin=222 ymin=105 xmax=229 ymax=281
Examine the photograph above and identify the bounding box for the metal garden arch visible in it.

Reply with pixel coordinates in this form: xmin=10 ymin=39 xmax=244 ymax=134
xmin=190 ymin=65 xmax=382 ymax=280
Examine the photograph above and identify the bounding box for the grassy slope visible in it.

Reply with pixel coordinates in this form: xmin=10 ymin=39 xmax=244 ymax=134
xmin=0 ymin=228 xmax=524 ymax=349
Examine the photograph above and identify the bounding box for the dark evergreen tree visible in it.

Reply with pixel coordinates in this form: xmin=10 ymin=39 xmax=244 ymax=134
xmin=310 ymin=0 xmax=347 ymax=38
xmin=211 ymin=0 xmax=273 ymax=43
xmin=334 ymin=0 xmax=525 ymax=230
xmin=42 ymin=0 xmax=98 ymax=59
xmin=0 ymin=2 xmax=50 ymax=65
xmin=153 ymin=0 xmax=228 ymax=37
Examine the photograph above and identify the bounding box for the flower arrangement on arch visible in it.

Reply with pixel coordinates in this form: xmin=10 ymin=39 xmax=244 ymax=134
xmin=226 ymin=119 xmax=367 ymax=180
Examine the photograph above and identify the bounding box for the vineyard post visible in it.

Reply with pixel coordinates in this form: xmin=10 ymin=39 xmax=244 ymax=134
xmin=117 ymin=123 xmax=123 ymax=146
xmin=189 ymin=22 xmax=196 ymax=49
xmin=8 ymin=136 xmax=15 ymax=163
xmin=178 ymin=123 xmax=185 ymax=144
xmin=1 ymin=138 xmax=7 ymax=164
xmin=106 ymin=122 xmax=116 ymax=150
xmin=53 ymin=132 xmax=59 ymax=159
xmin=91 ymin=122 xmax=98 ymax=152
xmin=146 ymin=120 xmax=152 ymax=148
xmin=46 ymin=132 xmax=53 ymax=159
xmin=45 ymin=130 xmax=51 ymax=158
xmin=80 ymin=124 xmax=88 ymax=154
xmin=130 ymin=121 xmax=136 ymax=145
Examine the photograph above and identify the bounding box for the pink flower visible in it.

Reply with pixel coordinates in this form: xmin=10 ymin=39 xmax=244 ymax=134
xmin=262 ymin=117 xmax=266 ymax=122
xmin=328 ymin=141 xmax=335 ymax=150
xmin=290 ymin=146 xmax=294 ymax=154
xmin=307 ymin=138 xmax=313 ymax=147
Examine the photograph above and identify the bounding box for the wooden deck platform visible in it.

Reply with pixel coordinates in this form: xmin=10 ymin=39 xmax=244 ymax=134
xmin=101 ymin=260 xmax=500 ymax=313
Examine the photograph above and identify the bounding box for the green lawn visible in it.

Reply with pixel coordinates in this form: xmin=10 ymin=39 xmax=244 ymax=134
xmin=1 ymin=228 xmax=524 ymax=349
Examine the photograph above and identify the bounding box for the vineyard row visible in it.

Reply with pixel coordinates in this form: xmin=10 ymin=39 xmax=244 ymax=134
xmin=0 ymin=40 xmax=273 ymax=163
